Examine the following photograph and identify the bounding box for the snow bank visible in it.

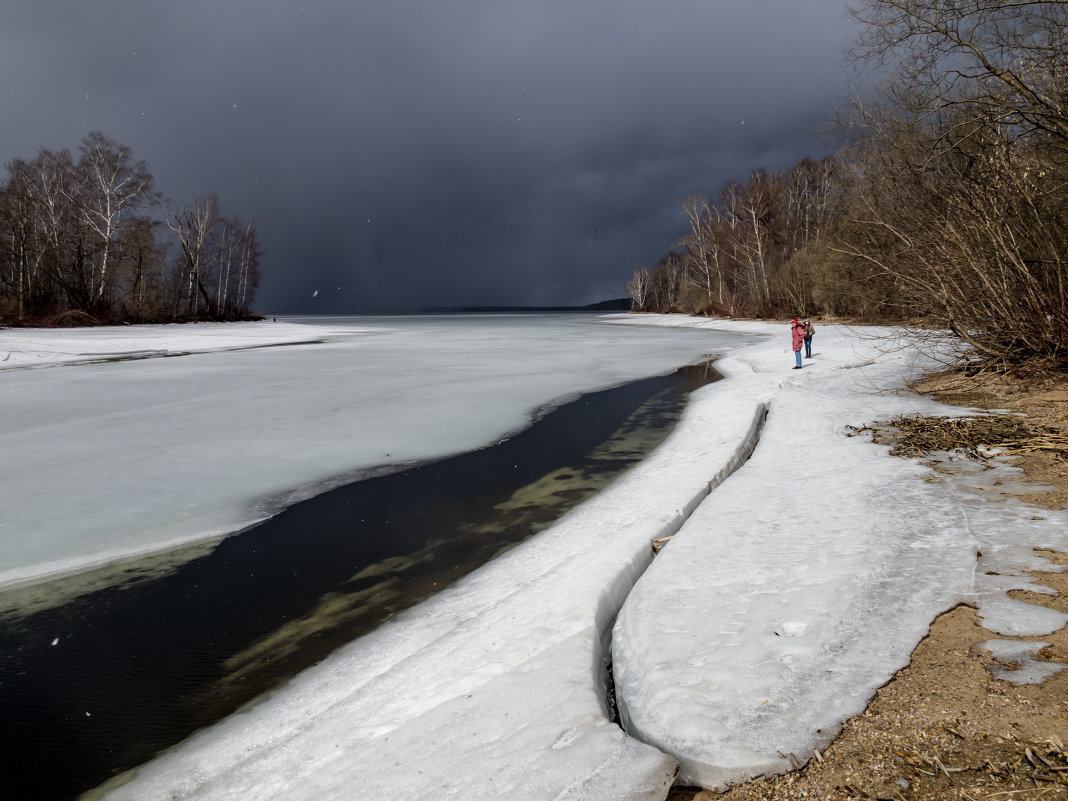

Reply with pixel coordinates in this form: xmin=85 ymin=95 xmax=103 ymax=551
xmin=610 ymin=317 xmax=1068 ymax=789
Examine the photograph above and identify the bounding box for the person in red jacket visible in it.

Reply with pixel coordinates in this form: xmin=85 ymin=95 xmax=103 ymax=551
xmin=790 ymin=318 xmax=805 ymax=369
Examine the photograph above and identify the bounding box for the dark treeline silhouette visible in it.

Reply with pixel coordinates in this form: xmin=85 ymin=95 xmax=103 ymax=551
xmin=629 ymin=0 xmax=1068 ymax=371
xmin=0 ymin=132 xmax=261 ymax=326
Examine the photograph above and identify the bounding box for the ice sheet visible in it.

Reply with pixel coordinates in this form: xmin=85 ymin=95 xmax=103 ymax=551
xmin=973 ymin=639 xmax=1066 ymax=685
xmin=0 ymin=314 xmax=746 ymax=591
xmin=0 ymin=320 xmax=326 ymax=370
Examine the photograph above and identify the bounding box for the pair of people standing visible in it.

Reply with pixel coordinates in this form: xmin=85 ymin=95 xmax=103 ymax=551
xmin=790 ymin=318 xmax=814 ymax=368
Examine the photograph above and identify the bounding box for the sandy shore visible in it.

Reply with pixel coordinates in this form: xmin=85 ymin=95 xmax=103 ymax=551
xmin=669 ymin=372 xmax=1068 ymax=801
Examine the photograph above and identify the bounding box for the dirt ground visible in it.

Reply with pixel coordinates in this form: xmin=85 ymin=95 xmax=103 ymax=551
xmin=668 ymin=371 xmax=1068 ymax=801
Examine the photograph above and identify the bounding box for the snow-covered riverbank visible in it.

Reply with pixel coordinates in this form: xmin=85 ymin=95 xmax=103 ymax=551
xmin=5 ymin=314 xmax=1065 ymax=799
xmin=612 ymin=317 xmax=1068 ymax=789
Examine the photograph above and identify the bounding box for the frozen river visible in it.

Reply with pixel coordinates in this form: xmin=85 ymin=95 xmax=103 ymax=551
xmin=6 ymin=314 xmax=1062 ymax=801
xmin=0 ymin=314 xmax=745 ymax=800
xmin=0 ymin=313 xmax=746 ymax=594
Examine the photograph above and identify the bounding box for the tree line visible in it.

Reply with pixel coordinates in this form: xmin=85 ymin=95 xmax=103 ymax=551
xmin=628 ymin=0 xmax=1068 ymax=371
xmin=0 ymin=131 xmax=261 ymax=325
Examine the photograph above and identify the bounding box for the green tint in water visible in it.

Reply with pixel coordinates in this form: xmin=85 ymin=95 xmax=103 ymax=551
xmin=215 ymin=372 xmax=705 ymax=701
xmin=0 ymin=360 xmax=718 ymax=801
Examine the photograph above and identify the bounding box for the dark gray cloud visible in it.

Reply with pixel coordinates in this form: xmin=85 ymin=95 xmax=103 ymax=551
xmin=1 ymin=0 xmax=861 ymax=313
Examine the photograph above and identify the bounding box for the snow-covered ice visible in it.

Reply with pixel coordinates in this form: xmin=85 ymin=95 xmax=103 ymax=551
xmin=0 ymin=314 xmax=744 ymax=593
xmin=0 ymin=321 xmax=325 ymax=370
xmin=3 ymin=313 xmax=1065 ymax=800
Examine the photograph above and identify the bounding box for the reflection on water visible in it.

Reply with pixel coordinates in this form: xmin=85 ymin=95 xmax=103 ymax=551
xmin=0 ymin=359 xmax=718 ymax=801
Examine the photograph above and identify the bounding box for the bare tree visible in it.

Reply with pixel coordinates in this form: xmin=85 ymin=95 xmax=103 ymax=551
xmin=849 ymin=0 xmax=1068 ymax=144
xmin=649 ymin=251 xmax=686 ymax=311
xmin=167 ymin=194 xmax=220 ymax=317
xmin=33 ymin=147 xmax=90 ymax=311
xmin=116 ymin=216 xmax=165 ymax=319
xmin=0 ymin=133 xmax=263 ymax=323
xmin=210 ymin=215 xmax=262 ymax=316
xmin=836 ymin=2 xmax=1068 ymax=367
xmin=718 ymin=171 xmax=783 ymax=312
xmin=626 ymin=266 xmax=653 ymax=311
xmin=677 ymin=194 xmax=730 ymax=313
xmin=74 ymin=132 xmax=157 ymax=310
xmin=236 ymin=219 xmax=261 ymax=315
xmin=0 ymin=159 xmax=42 ymax=319
xmin=214 ymin=217 xmax=240 ymax=314
xmin=781 ymin=158 xmax=838 ymax=260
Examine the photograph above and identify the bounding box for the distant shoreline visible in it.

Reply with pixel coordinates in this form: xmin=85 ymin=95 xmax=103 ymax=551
xmin=420 ymin=298 xmax=630 ymax=314
xmin=0 ymin=311 xmax=267 ymax=330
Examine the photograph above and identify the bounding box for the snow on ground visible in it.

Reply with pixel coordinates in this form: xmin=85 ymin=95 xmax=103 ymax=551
xmin=0 ymin=314 xmax=745 ymax=592
xmin=7 ymin=314 xmax=1066 ymax=799
xmin=610 ymin=316 xmax=1068 ymax=789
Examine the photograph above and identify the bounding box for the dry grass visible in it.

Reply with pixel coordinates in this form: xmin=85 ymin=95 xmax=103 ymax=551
xmin=846 ymin=414 xmax=1068 ymax=462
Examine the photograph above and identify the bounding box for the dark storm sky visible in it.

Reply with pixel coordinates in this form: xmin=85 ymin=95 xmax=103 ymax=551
xmin=1 ymin=1 xmax=862 ymax=314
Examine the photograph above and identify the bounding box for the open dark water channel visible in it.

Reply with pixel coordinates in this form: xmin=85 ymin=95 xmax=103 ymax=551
xmin=0 ymin=361 xmax=718 ymax=800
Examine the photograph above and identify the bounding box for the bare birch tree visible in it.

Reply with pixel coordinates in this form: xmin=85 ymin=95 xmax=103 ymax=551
xmin=236 ymin=219 xmax=261 ymax=315
xmin=167 ymin=194 xmax=220 ymax=317
xmin=0 ymin=159 xmax=42 ymax=319
xmin=678 ymin=194 xmax=730 ymax=313
xmin=1 ymin=133 xmax=262 ymax=323
xmin=626 ymin=266 xmax=653 ymax=311
xmin=74 ymin=132 xmax=157 ymax=310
